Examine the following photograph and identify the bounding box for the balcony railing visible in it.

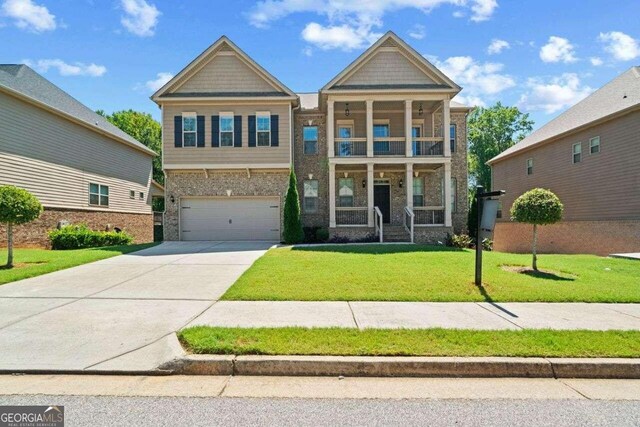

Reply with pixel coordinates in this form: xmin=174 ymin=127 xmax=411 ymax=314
xmin=336 ymin=207 xmax=368 ymax=226
xmin=412 ymin=137 xmax=444 ymax=156
xmin=374 ymin=137 xmax=405 ymax=156
xmin=332 ymin=136 xmax=447 ymax=158
xmin=335 ymin=138 xmax=367 ymax=157
xmin=414 ymin=206 xmax=445 ymax=225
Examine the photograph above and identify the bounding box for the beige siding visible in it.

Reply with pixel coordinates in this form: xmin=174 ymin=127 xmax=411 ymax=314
xmin=0 ymin=91 xmax=152 ymax=213
xmin=492 ymin=110 xmax=640 ymax=222
xmin=174 ymin=54 xmax=277 ymax=94
xmin=163 ymin=103 xmax=291 ymax=166
xmin=342 ymin=51 xmax=435 ymax=86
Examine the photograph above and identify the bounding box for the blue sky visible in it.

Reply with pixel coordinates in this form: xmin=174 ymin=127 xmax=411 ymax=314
xmin=1 ymin=0 xmax=639 ymax=128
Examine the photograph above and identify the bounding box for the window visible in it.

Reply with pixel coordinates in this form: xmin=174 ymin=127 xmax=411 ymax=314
xmin=220 ymin=114 xmax=234 ymax=147
xmin=413 ymin=177 xmax=424 ymax=207
xmin=89 ymin=183 xmax=109 ymax=207
xmin=526 ymin=158 xmax=533 ymax=175
xmin=256 ymin=113 xmax=271 ymax=146
xmin=129 ymin=190 xmax=135 ymax=199
xmin=139 ymin=192 xmax=144 ymax=200
xmin=412 ymin=123 xmax=422 ymax=156
xmin=337 ymin=122 xmax=353 ymax=156
xmin=182 ymin=114 xmax=196 ymax=147
xmin=590 ymin=136 xmax=600 ymax=154
xmin=338 ymin=178 xmax=354 ymax=207
xmin=303 ymin=126 xmax=318 ymax=154
xmin=572 ymin=142 xmax=582 ymax=164
xmin=450 ymin=124 xmax=456 ymax=153
xmin=303 ymin=180 xmax=318 ymax=213
xmin=373 ymin=122 xmax=390 ymax=153
xmin=451 ymin=177 xmax=457 ymax=213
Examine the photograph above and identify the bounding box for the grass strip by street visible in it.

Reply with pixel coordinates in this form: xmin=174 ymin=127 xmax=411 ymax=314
xmin=0 ymin=243 xmax=158 ymax=285
xmin=221 ymin=245 xmax=640 ymax=303
xmin=179 ymin=327 xmax=640 ymax=358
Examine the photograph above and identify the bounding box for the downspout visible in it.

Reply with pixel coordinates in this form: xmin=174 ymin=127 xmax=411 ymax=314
xmin=290 ymin=99 xmax=301 ymax=169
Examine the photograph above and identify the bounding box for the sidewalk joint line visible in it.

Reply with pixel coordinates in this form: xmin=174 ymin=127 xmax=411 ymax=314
xmin=475 ymin=302 xmax=523 ymax=330
xmin=558 ymin=378 xmax=592 ymax=400
xmin=347 ymin=301 xmax=360 ymax=329
xmin=217 ymin=375 xmax=232 ymax=397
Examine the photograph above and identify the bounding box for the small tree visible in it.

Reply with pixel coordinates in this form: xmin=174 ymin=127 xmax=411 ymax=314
xmin=283 ymin=170 xmax=304 ymax=244
xmin=510 ymin=188 xmax=563 ymax=271
xmin=0 ymin=186 xmax=43 ymax=268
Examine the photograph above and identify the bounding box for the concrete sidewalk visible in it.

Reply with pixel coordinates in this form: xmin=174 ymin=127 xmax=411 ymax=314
xmin=188 ymin=301 xmax=640 ymax=330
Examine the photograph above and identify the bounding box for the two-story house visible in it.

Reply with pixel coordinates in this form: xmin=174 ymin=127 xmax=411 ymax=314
xmin=153 ymin=32 xmax=470 ymax=243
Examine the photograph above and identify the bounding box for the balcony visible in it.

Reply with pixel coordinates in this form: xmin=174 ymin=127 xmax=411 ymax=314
xmin=333 ymin=136 xmax=446 ymax=158
xmin=335 ymin=138 xmax=367 ymax=157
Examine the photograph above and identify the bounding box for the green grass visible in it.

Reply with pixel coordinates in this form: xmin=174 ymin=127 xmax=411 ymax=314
xmin=221 ymin=245 xmax=640 ymax=302
xmin=179 ymin=327 xmax=640 ymax=358
xmin=0 ymin=243 xmax=158 ymax=285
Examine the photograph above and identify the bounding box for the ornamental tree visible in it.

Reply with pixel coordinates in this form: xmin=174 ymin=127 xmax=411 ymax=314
xmin=283 ymin=170 xmax=304 ymax=244
xmin=510 ymin=188 xmax=563 ymax=271
xmin=0 ymin=186 xmax=43 ymax=268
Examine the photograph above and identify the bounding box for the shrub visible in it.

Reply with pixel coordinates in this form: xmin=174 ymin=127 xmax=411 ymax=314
xmin=0 ymin=185 xmax=43 ymax=268
xmin=316 ymin=228 xmax=329 ymax=242
xmin=49 ymin=224 xmax=133 ymax=250
xmin=482 ymin=238 xmax=493 ymax=251
xmin=447 ymin=233 xmax=473 ymax=248
xmin=283 ymin=170 xmax=304 ymax=244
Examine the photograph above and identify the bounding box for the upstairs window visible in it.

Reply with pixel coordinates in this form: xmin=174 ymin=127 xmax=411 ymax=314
xmin=257 ymin=113 xmax=271 ymax=146
xmin=572 ymin=142 xmax=582 ymax=164
xmin=373 ymin=122 xmax=390 ymax=153
xmin=303 ymin=180 xmax=318 ymax=213
xmin=182 ymin=113 xmax=197 ymax=147
xmin=129 ymin=190 xmax=135 ymax=199
xmin=450 ymin=124 xmax=457 ymax=153
xmin=303 ymin=126 xmax=318 ymax=154
xmin=139 ymin=192 xmax=144 ymax=200
xmin=413 ymin=177 xmax=424 ymax=207
xmin=590 ymin=136 xmax=600 ymax=154
xmin=220 ymin=114 xmax=234 ymax=147
xmin=338 ymin=178 xmax=354 ymax=207
xmin=526 ymin=158 xmax=533 ymax=175
xmin=89 ymin=183 xmax=109 ymax=207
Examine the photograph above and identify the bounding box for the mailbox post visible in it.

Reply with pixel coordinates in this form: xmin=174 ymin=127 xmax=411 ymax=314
xmin=475 ymin=185 xmax=505 ymax=286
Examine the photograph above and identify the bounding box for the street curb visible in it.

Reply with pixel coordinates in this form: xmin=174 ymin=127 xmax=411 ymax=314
xmin=160 ymin=354 xmax=640 ymax=379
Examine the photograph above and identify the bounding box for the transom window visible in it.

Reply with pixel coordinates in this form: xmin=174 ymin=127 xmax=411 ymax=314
xmin=590 ymin=136 xmax=600 ymax=154
xmin=413 ymin=177 xmax=424 ymax=207
xmin=182 ymin=113 xmax=197 ymax=147
xmin=303 ymin=180 xmax=318 ymax=213
xmin=89 ymin=183 xmax=109 ymax=207
xmin=572 ymin=142 xmax=582 ymax=164
xmin=450 ymin=124 xmax=457 ymax=153
xmin=303 ymin=126 xmax=318 ymax=154
xmin=257 ymin=113 xmax=271 ymax=147
xmin=338 ymin=178 xmax=354 ymax=207
xmin=526 ymin=158 xmax=533 ymax=175
xmin=220 ymin=114 xmax=234 ymax=147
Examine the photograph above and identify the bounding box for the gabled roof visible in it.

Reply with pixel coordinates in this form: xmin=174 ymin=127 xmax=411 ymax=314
xmin=490 ymin=66 xmax=640 ymax=164
xmin=151 ymin=36 xmax=297 ymax=102
xmin=0 ymin=64 xmax=155 ymax=156
xmin=321 ymin=31 xmax=461 ymax=93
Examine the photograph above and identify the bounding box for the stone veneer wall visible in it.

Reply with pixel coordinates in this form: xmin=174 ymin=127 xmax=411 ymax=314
xmin=163 ymin=170 xmax=290 ymax=241
xmin=493 ymin=220 xmax=640 ymax=256
xmin=0 ymin=208 xmax=153 ymax=248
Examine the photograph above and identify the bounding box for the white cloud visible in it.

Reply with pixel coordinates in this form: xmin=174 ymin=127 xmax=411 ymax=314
xmin=539 ymin=36 xmax=577 ymax=63
xmin=598 ymin=31 xmax=640 ymax=61
xmin=1 ymin=0 xmax=56 ymax=32
xmin=120 ymin=0 xmax=160 ymax=37
xmin=302 ymin=22 xmax=382 ymax=51
xmin=487 ymin=38 xmax=509 ymax=55
xmin=518 ymin=73 xmax=593 ymax=114
xmin=470 ymin=0 xmax=498 ymax=22
xmin=145 ymin=72 xmax=173 ymax=91
xmin=589 ymin=57 xmax=603 ymax=66
xmin=408 ymin=24 xmax=425 ymax=40
xmin=24 ymin=59 xmax=107 ymax=77
xmin=302 ymin=46 xmax=313 ymax=57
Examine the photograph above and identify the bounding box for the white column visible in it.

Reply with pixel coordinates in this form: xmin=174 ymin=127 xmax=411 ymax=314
xmin=329 ymin=162 xmax=336 ymax=227
xmin=406 ymin=163 xmax=413 ymax=209
xmin=444 ymin=162 xmax=452 ymax=227
xmin=327 ymin=100 xmax=335 ymax=158
xmin=443 ymin=97 xmax=451 ymax=157
xmin=367 ymin=163 xmax=374 ymax=226
xmin=405 ymin=100 xmax=413 ymax=157
xmin=366 ymin=100 xmax=374 ymax=158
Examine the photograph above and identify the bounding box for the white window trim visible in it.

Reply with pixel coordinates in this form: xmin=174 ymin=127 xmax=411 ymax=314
xmin=572 ymin=142 xmax=582 ymax=164
xmin=139 ymin=192 xmax=144 ymax=200
xmin=412 ymin=176 xmax=424 ymax=207
xmin=219 ymin=112 xmax=234 ymax=147
xmin=256 ymin=111 xmax=271 ymax=147
xmin=129 ymin=190 xmax=135 ymax=199
xmin=304 ymin=179 xmax=319 ymax=213
xmin=338 ymin=177 xmax=355 ymax=207
xmin=336 ymin=119 xmax=354 ymax=139
xmin=589 ymin=136 xmax=600 ymax=154
xmin=303 ymin=125 xmax=319 ymax=154
xmin=89 ymin=183 xmax=109 ymax=207
xmin=182 ymin=112 xmax=197 ymax=148
xmin=526 ymin=158 xmax=533 ymax=175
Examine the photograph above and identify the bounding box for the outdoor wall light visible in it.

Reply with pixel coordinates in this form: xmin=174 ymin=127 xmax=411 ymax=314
xmin=399 ymin=178 xmax=404 ymax=188
xmin=418 ymin=103 xmax=424 ymax=115
xmin=345 ymin=103 xmax=350 ymax=116
xmin=169 ymin=195 xmax=175 ymax=204
xmin=362 ymin=179 xmax=366 ymax=188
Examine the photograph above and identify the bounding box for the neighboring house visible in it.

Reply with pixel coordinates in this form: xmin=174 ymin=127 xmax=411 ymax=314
xmin=0 ymin=65 xmax=156 ymax=247
xmin=489 ymin=66 xmax=640 ymax=255
xmin=153 ymin=32 xmax=470 ymax=243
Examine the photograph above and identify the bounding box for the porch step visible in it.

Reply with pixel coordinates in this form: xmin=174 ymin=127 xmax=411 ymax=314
xmin=382 ymin=226 xmax=411 ymax=243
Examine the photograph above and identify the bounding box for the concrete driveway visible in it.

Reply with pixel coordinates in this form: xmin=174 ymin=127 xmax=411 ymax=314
xmin=0 ymin=241 xmax=273 ymax=372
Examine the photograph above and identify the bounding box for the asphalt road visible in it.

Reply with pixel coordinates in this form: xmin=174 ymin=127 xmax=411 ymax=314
xmin=1 ymin=395 xmax=639 ymax=427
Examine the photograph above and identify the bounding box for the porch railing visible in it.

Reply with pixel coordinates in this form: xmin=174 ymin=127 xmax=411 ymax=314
xmin=374 ymin=206 xmax=383 ymax=242
xmin=374 ymin=137 xmax=405 ymax=156
xmin=414 ymin=206 xmax=445 ymax=226
xmin=412 ymin=137 xmax=444 ymax=156
xmin=404 ymin=206 xmax=415 ymax=243
xmin=336 ymin=206 xmax=368 ymax=226
xmin=334 ymin=138 xmax=367 ymax=157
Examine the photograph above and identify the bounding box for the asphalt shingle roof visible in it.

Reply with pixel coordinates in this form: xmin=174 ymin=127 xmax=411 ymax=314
xmin=0 ymin=64 xmax=154 ymax=156
xmin=490 ymin=66 xmax=640 ymax=164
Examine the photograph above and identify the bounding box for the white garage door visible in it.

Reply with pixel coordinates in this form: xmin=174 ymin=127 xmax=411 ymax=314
xmin=180 ymin=197 xmax=280 ymax=241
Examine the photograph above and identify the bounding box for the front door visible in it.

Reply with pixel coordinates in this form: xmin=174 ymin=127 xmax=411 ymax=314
xmin=374 ymin=184 xmax=391 ymax=224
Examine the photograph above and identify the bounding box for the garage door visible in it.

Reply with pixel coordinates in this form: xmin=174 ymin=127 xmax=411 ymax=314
xmin=180 ymin=197 xmax=280 ymax=241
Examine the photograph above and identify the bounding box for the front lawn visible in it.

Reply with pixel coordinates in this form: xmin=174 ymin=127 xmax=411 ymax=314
xmin=221 ymin=245 xmax=640 ymax=302
xmin=179 ymin=327 xmax=640 ymax=358
xmin=0 ymin=243 xmax=158 ymax=285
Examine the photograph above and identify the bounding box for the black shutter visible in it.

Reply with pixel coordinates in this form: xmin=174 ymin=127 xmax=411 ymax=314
xmin=196 ymin=115 xmax=205 ymax=147
xmin=174 ymin=116 xmax=182 ymax=147
xmin=248 ymin=115 xmax=256 ymax=147
xmin=211 ymin=115 xmax=219 ymax=147
xmin=270 ymin=115 xmax=279 ymax=147
xmin=234 ymin=115 xmax=242 ymax=147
